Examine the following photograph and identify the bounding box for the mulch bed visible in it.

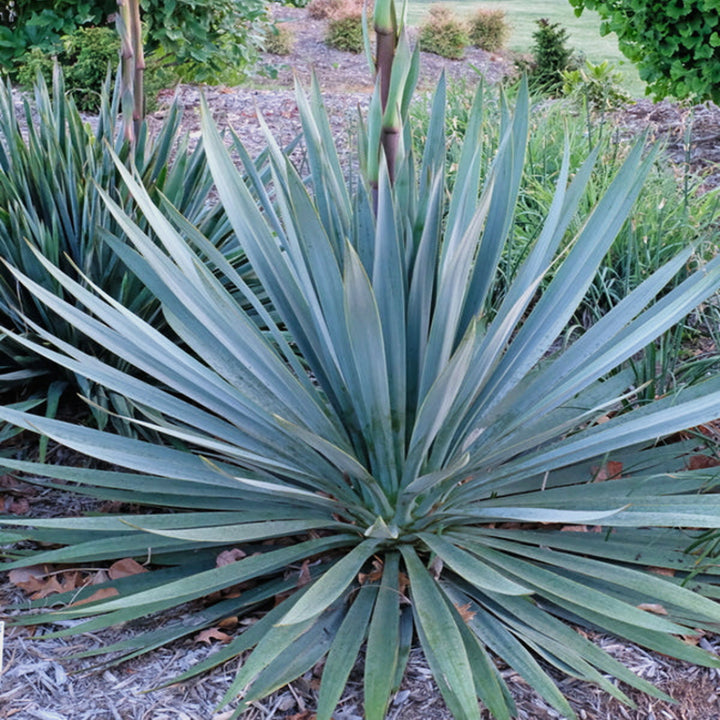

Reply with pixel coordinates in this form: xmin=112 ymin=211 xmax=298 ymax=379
xmin=3 ymin=5 xmax=720 ymax=719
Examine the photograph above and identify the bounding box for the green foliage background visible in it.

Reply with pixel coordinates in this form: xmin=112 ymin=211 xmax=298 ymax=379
xmin=569 ymin=0 xmax=720 ymax=102
xmin=0 ymin=0 xmax=267 ymax=84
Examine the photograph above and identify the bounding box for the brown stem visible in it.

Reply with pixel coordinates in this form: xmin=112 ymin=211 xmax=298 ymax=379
xmin=129 ymin=0 xmax=145 ymax=137
xmin=375 ymin=28 xmax=395 ymax=113
xmin=380 ymin=127 xmax=400 ymax=184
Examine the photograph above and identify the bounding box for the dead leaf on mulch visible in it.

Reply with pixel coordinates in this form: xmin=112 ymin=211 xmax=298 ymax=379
xmin=195 ymin=627 xmax=233 ymax=644
xmin=216 ymin=548 xmax=247 ymax=567
xmin=0 ymin=496 xmax=30 ymax=514
xmin=108 ymin=557 xmax=148 ymax=579
xmin=297 ymin=559 xmax=312 ymax=587
xmin=591 ymin=460 xmax=623 ymax=482
xmin=72 ymin=587 xmax=120 ymax=606
xmin=8 ymin=565 xmax=48 ymax=593
xmin=686 ymin=453 xmax=720 ymax=470
xmin=358 ymin=557 xmax=384 ymax=585
xmin=454 ymin=602 xmax=477 ymax=624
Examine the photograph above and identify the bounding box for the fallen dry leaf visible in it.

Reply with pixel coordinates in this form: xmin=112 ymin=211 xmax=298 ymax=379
xmin=71 ymin=587 xmax=120 ymax=606
xmin=686 ymin=454 xmax=720 ymax=470
xmin=218 ymin=616 xmax=238 ymax=629
xmin=297 ymin=559 xmax=312 ymax=587
xmin=58 ymin=571 xmax=82 ymax=594
xmin=358 ymin=557 xmax=384 ymax=585
xmin=216 ymin=548 xmax=247 ymax=567
xmin=195 ymin=627 xmax=233 ymax=644
xmin=8 ymin=565 xmax=50 ymax=594
xmin=109 ymin=558 xmax=148 ymax=579
xmin=454 ymin=602 xmax=477 ymax=624
xmin=429 ymin=555 xmax=444 ymax=580
xmin=6 ymin=497 xmax=30 ymax=514
xmin=680 ymin=628 xmax=705 ymax=646
xmin=398 ymin=571 xmax=410 ymax=597
xmin=30 ymin=576 xmax=65 ymax=600
xmin=591 ymin=460 xmax=623 ymax=482
xmin=560 ymin=525 xmax=589 ymax=532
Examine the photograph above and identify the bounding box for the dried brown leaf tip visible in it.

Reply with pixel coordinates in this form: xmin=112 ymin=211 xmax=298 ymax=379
xmin=195 ymin=627 xmax=233 ymax=644
xmin=637 ymin=602 xmax=668 ymax=615
xmin=648 ymin=566 xmax=676 ymax=577
xmin=591 ymin=460 xmax=623 ymax=482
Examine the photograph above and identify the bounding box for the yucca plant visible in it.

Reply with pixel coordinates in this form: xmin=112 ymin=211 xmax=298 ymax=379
xmin=2 ymin=2 xmax=720 ymax=719
xmin=0 ymin=66 xmax=231 ymax=408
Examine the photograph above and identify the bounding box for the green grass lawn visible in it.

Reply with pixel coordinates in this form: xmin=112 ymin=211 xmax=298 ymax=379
xmin=407 ymin=0 xmax=645 ymax=96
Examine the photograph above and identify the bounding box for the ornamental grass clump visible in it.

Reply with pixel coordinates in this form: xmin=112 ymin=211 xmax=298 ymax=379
xmin=467 ymin=9 xmax=510 ymax=53
xmin=2 ymin=1 xmax=720 ymax=719
xmin=419 ymin=5 xmax=469 ymax=59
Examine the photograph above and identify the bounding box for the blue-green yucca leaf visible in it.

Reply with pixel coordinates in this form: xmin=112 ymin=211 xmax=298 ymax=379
xmin=56 ymin=536 xmax=357 ymax=619
xmin=401 ymin=545 xmax=482 ymax=720
xmin=419 ymin=533 xmax=530 ymax=595
xmin=446 ymin=586 xmax=578 ymax=719
xmin=343 ymin=243 xmax=399 ymax=493
xmin=316 ymin=584 xmax=378 ymax=720
xmin=464 ymin=544 xmax=697 ymax=634
xmin=279 ymin=539 xmax=381 ymax=626
xmin=451 ymin=606 xmax=516 ymax=720
xmin=471 ymin=535 xmax=720 ymax=622
xmin=364 ymin=552 xmax=401 ymax=720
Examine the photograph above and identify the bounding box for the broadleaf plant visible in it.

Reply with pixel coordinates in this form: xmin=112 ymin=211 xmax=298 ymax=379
xmin=2 ymin=1 xmax=720 ymax=718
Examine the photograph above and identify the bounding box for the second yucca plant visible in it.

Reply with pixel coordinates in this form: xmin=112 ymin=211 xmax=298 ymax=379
xmin=2 ymin=1 xmax=720 ymax=719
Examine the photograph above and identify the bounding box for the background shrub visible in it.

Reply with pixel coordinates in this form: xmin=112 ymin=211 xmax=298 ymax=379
xmin=308 ymin=0 xmax=345 ymax=19
xmin=569 ymin=0 xmax=720 ymax=102
xmin=15 ymin=26 xmax=175 ymax=113
xmin=419 ymin=5 xmax=469 ymax=59
xmin=562 ymin=59 xmax=632 ymax=113
xmin=17 ymin=26 xmax=119 ymax=112
xmin=308 ymin=0 xmax=367 ymax=20
xmin=0 ymin=0 xmax=115 ymax=71
xmin=467 ymin=8 xmax=510 ymax=52
xmin=264 ymin=22 xmax=295 ymax=55
xmin=326 ymin=12 xmax=364 ymax=52
xmin=0 ymin=0 xmax=268 ymax=86
xmin=410 ymin=78 xmax=720 ymax=393
xmin=529 ymin=18 xmax=574 ymax=95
